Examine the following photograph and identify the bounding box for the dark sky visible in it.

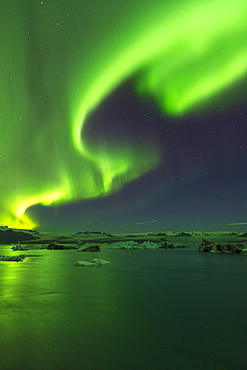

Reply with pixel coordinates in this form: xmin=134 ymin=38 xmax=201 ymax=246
xmin=35 ymin=77 xmax=247 ymax=233
xmin=1 ymin=0 xmax=247 ymax=232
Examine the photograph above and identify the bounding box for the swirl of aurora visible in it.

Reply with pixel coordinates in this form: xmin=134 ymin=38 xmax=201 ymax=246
xmin=1 ymin=0 xmax=246 ymax=229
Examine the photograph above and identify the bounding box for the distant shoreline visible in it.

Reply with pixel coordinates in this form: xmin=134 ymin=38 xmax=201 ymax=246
xmin=0 ymin=226 xmax=246 ymax=247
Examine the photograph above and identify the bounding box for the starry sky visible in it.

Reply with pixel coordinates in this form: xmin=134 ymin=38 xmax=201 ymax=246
xmin=1 ymin=0 xmax=247 ymax=233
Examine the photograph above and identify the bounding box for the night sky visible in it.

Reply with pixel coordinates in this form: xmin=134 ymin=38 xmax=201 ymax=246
xmin=1 ymin=0 xmax=247 ymax=233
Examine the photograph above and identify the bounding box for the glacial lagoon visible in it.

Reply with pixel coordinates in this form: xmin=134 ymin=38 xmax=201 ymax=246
xmin=0 ymin=246 xmax=247 ymax=369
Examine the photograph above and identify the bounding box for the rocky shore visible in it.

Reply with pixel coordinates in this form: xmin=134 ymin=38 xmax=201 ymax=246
xmin=198 ymin=239 xmax=247 ymax=255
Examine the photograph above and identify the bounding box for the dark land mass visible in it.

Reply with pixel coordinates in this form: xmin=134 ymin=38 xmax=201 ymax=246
xmin=1 ymin=226 xmax=247 ymax=248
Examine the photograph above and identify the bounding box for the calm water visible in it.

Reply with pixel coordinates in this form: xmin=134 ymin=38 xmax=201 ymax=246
xmin=0 ymin=246 xmax=247 ymax=370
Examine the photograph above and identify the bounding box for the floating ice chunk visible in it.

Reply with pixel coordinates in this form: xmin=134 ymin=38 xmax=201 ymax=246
xmin=74 ymin=258 xmax=110 ymax=266
xmin=91 ymin=258 xmax=111 ymax=265
xmin=74 ymin=260 xmax=97 ymax=266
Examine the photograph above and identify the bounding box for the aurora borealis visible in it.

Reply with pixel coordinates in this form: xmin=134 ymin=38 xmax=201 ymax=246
xmin=1 ymin=0 xmax=247 ymax=232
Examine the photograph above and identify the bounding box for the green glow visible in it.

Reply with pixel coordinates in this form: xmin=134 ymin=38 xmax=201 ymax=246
xmin=135 ymin=1 xmax=247 ymax=113
xmin=1 ymin=0 xmax=246 ymax=229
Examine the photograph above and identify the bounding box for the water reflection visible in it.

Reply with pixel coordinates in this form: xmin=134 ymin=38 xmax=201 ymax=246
xmin=0 ymin=247 xmax=247 ymax=369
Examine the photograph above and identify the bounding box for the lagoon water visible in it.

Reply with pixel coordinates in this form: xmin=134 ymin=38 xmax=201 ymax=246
xmin=0 ymin=245 xmax=247 ymax=370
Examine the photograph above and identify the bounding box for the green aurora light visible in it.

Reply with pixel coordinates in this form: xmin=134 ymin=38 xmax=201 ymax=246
xmin=1 ymin=0 xmax=246 ymax=229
